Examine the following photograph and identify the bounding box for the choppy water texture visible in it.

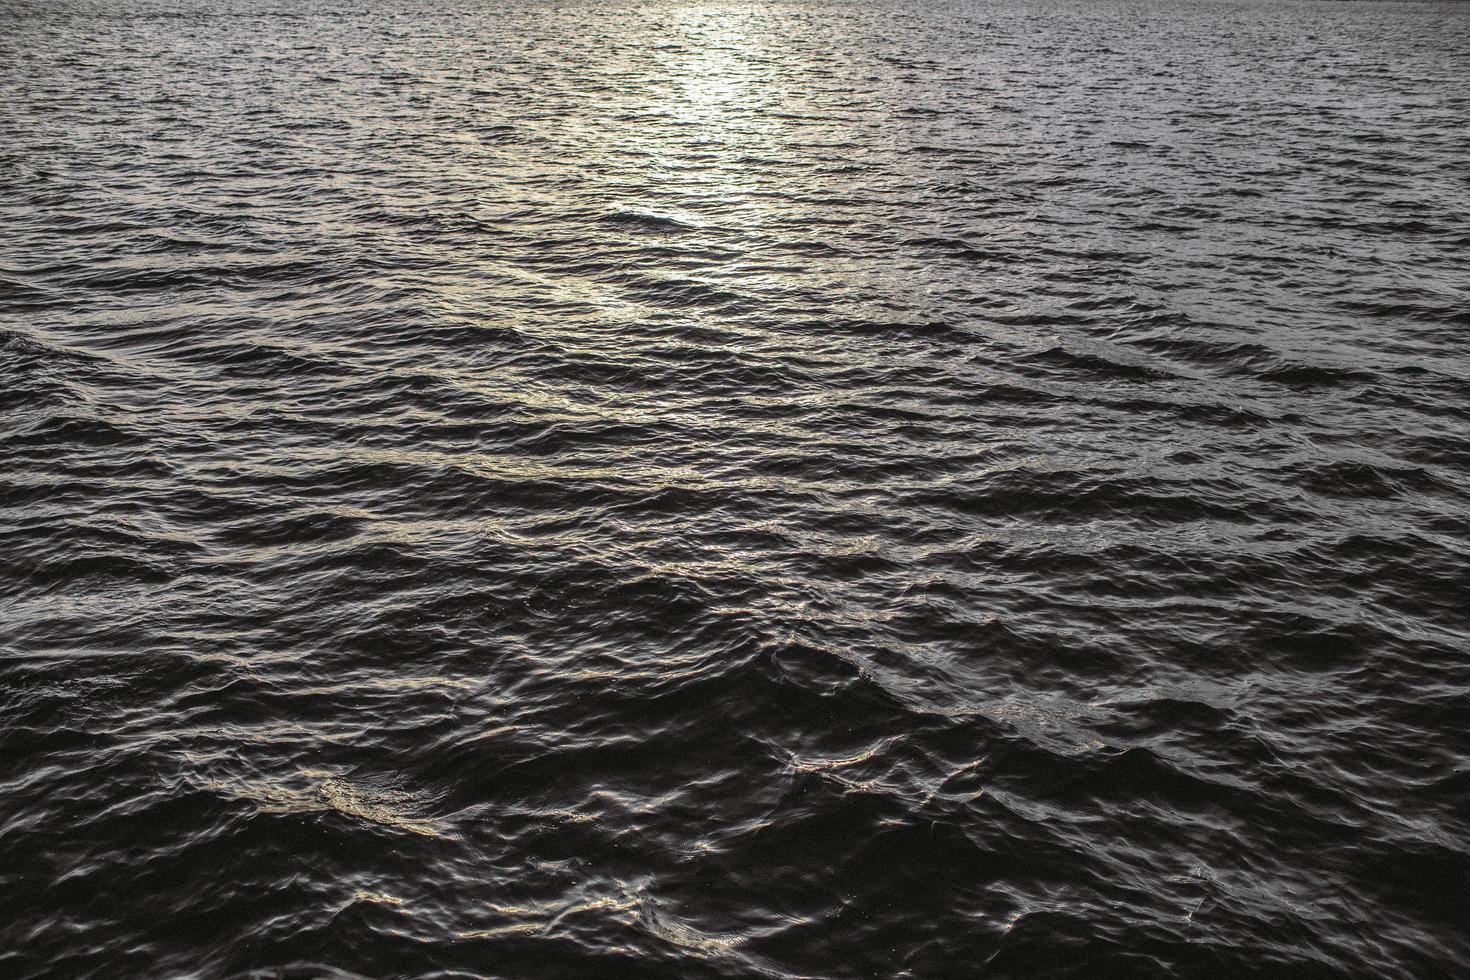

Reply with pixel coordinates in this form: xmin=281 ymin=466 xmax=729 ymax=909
xmin=3 ymin=0 xmax=1470 ymax=976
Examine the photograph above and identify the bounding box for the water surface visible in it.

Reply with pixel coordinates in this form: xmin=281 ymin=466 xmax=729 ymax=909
xmin=3 ymin=0 xmax=1469 ymax=977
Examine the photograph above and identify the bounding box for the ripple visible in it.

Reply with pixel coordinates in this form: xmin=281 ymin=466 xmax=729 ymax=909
xmin=3 ymin=0 xmax=1469 ymax=978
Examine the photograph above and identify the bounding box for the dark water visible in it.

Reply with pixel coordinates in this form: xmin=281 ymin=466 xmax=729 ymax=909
xmin=4 ymin=0 xmax=1470 ymax=976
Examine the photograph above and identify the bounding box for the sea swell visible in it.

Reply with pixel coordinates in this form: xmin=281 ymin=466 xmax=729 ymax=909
xmin=3 ymin=0 xmax=1469 ymax=978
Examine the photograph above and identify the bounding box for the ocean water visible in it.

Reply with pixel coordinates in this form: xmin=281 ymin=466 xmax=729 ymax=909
xmin=3 ymin=0 xmax=1469 ymax=977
